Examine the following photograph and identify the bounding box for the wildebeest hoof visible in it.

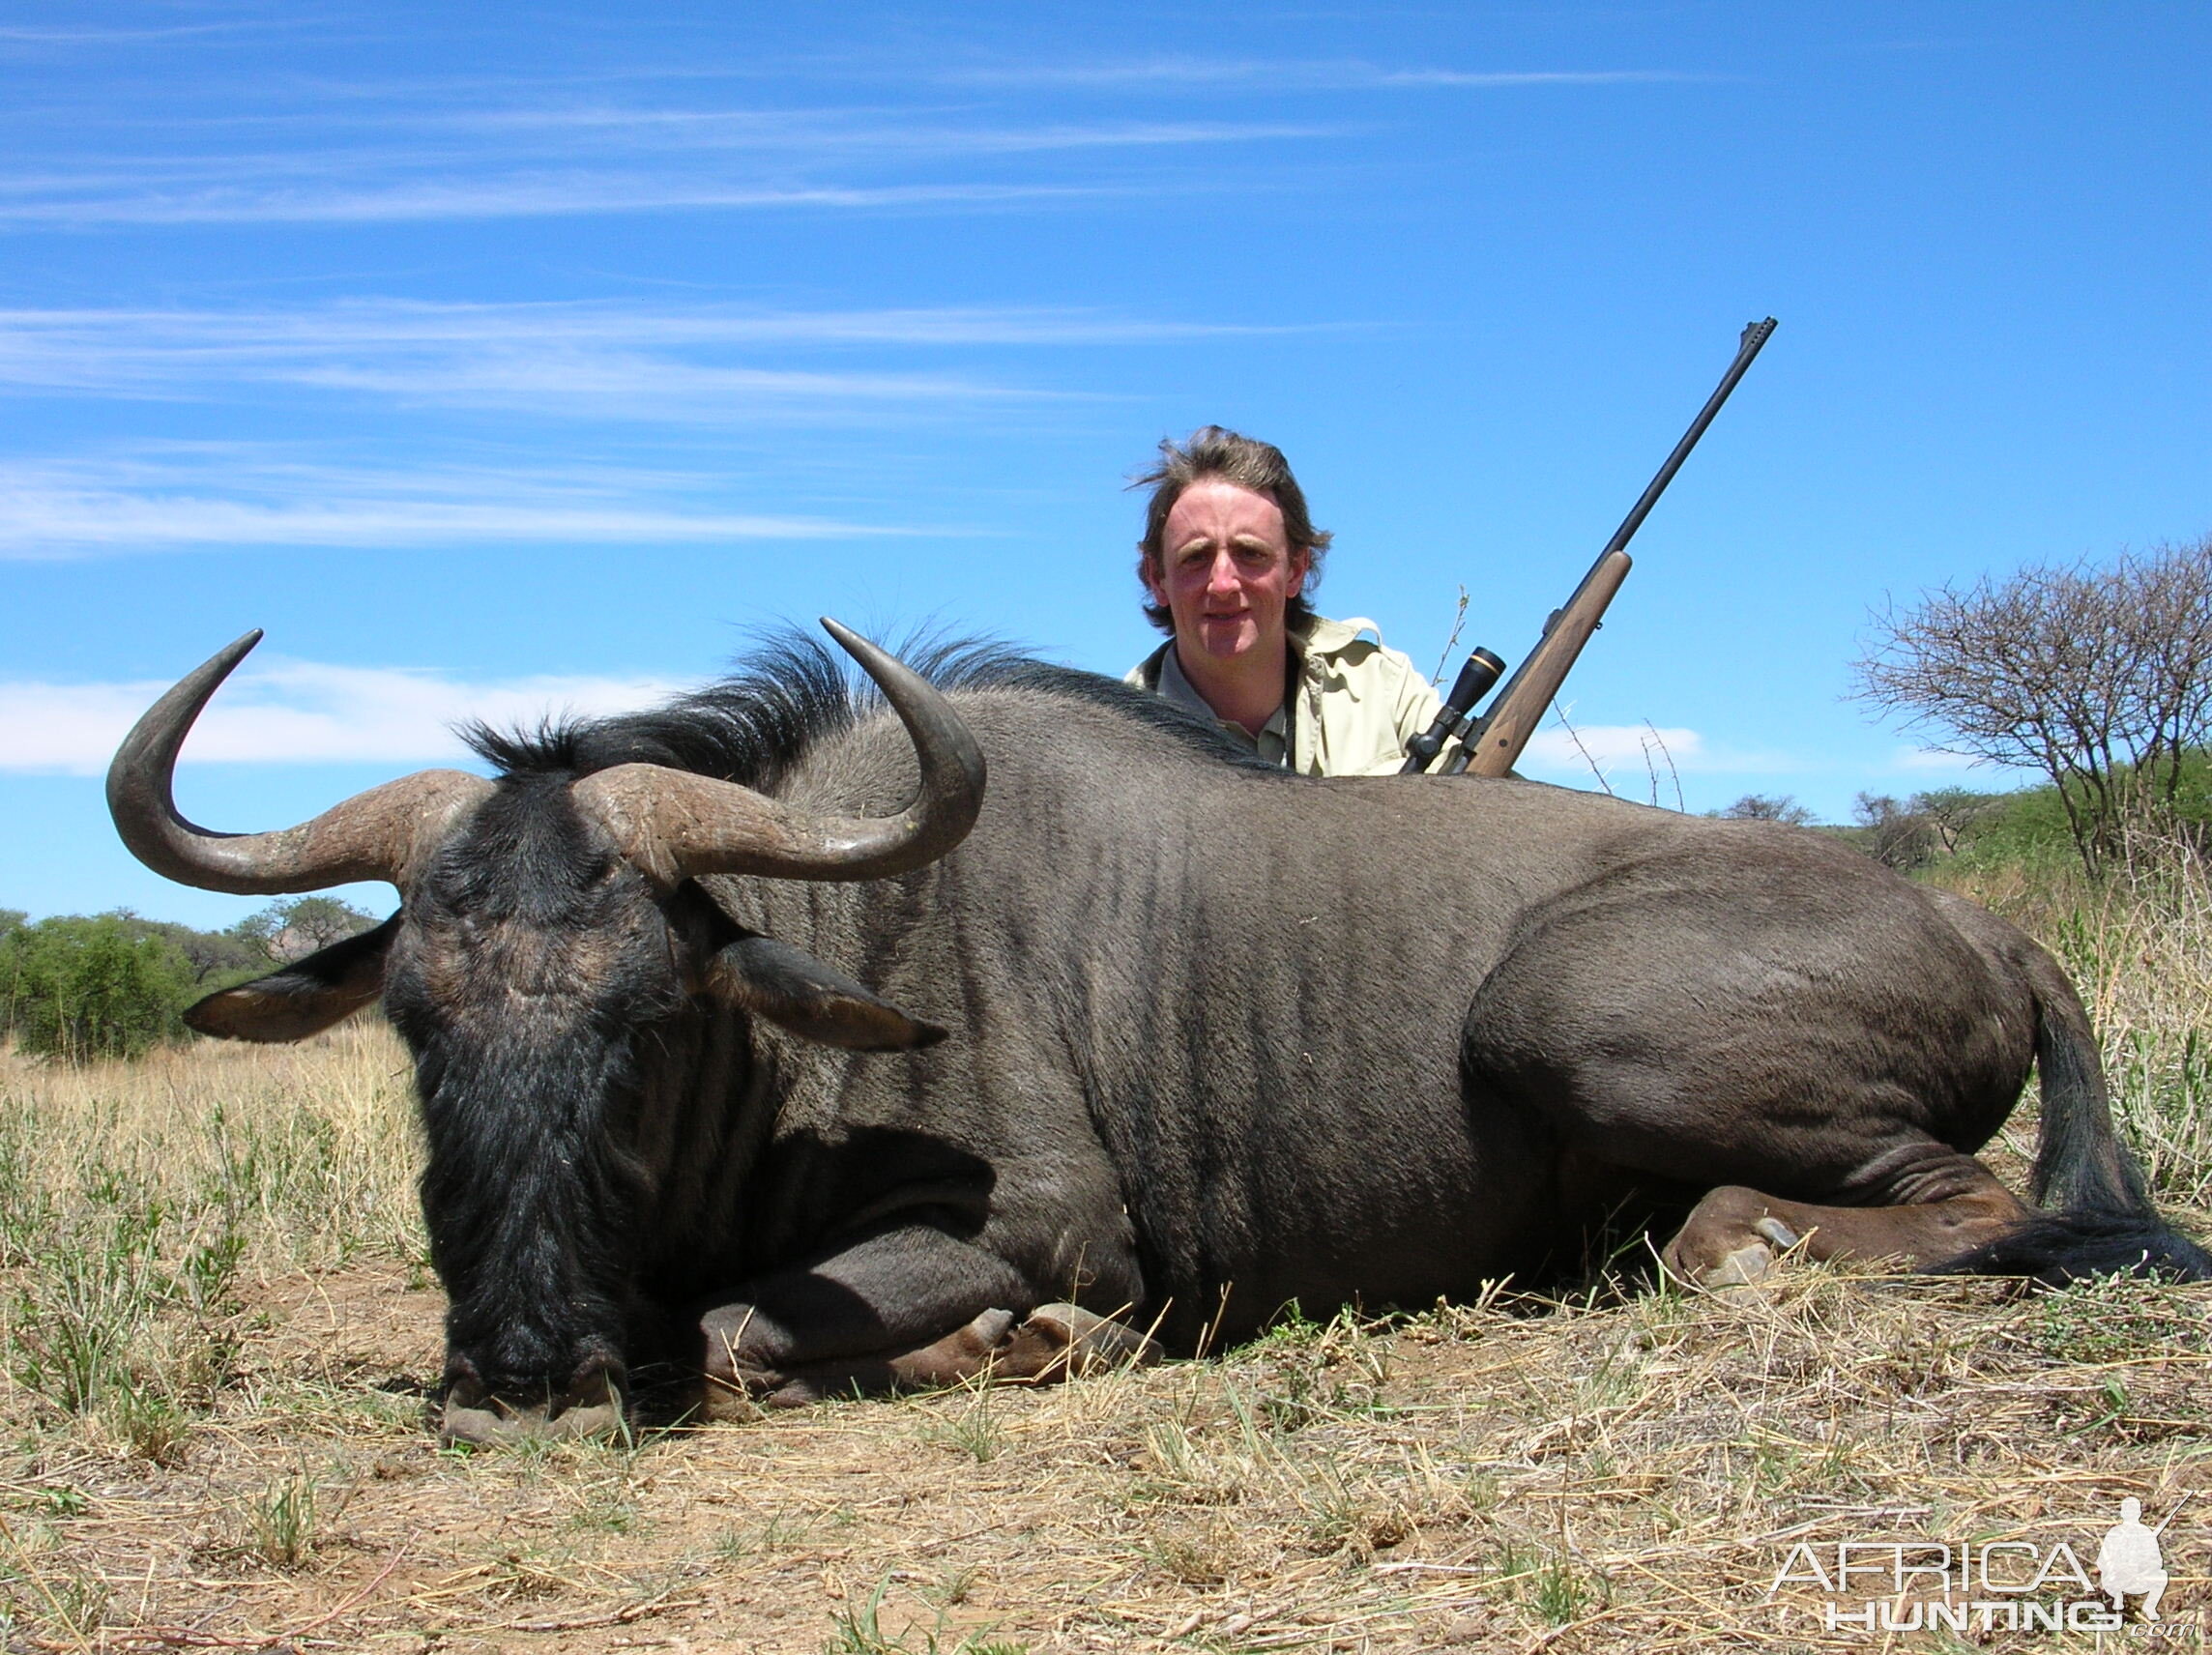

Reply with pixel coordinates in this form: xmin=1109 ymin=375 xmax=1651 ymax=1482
xmin=1754 ymin=1216 xmax=1802 ymax=1251
xmin=1022 ymin=1303 xmax=1163 ymax=1375
xmin=965 ymin=1306 xmax=1018 ymax=1348
xmin=439 ymin=1375 xmax=626 ymax=1447
xmin=698 ymin=1353 xmax=781 ymax=1419
xmin=441 ymin=1395 xmax=623 ymax=1446
xmin=1703 ymin=1240 xmax=1778 ymax=1292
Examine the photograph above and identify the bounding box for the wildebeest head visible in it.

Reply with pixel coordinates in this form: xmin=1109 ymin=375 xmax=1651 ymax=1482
xmin=106 ymin=623 xmax=984 ymax=1441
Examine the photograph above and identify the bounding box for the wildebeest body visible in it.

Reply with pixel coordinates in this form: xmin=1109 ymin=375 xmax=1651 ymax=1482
xmin=110 ymin=632 xmax=2205 ymax=1437
xmin=687 ymin=698 xmax=2036 ymax=1350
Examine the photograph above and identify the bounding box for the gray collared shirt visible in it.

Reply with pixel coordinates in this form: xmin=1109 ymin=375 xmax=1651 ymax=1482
xmin=1153 ymin=643 xmax=1294 ymax=766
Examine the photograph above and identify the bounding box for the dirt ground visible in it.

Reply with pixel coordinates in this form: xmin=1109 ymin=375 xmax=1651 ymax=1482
xmin=8 ymin=1252 xmax=2209 ymax=1654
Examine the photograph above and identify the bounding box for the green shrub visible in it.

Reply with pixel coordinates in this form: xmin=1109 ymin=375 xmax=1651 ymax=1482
xmin=0 ymin=915 xmax=197 ymax=1061
xmin=1838 ymin=756 xmax=2212 ymax=881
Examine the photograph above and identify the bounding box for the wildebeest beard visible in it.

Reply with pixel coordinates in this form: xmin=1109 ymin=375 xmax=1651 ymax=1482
xmin=384 ymin=773 xmax=690 ymax=1415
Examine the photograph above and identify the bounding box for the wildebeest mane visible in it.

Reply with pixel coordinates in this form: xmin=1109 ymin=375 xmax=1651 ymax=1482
xmin=462 ymin=629 xmax=1274 ymax=786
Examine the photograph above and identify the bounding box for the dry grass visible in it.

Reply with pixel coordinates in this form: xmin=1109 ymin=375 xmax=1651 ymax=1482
xmin=1 ymin=864 xmax=2209 ymax=1651
xmin=1936 ymin=832 xmax=2212 ymax=1206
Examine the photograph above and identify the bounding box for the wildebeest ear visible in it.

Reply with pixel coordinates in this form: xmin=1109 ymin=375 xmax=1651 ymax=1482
xmin=186 ymin=915 xmax=400 ymax=1043
xmin=702 ymin=932 xmax=946 ymax=1052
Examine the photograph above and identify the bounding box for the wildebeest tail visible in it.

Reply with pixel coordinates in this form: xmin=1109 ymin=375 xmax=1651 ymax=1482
xmin=1933 ymin=956 xmax=2211 ymax=1284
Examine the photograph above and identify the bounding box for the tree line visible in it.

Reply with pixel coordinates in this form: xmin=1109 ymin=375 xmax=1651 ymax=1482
xmin=0 ymin=897 xmax=378 ymax=1063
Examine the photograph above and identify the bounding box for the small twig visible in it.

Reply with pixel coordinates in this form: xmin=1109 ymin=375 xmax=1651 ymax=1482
xmin=1428 ymin=586 xmax=1472 ymax=687
xmin=1517 ymin=1604 xmax=1643 ymax=1653
xmin=907 ymin=1517 xmax=1017 ymax=1556
xmin=1642 ymin=719 xmax=1685 ymax=812
xmin=71 ymin=1633 xmax=257 ymax=1651
xmin=1552 ymin=701 xmax=1615 ymax=796
xmin=267 ymin=1532 xmax=413 ymax=1642
xmin=498 ymin=1587 xmax=706 ymax=1633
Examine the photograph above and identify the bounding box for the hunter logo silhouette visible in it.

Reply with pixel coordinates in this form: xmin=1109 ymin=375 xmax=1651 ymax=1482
xmin=2097 ymin=1497 xmax=2172 ymax=1621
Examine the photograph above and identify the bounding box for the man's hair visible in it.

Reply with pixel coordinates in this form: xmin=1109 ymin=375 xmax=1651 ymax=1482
xmin=1132 ymin=425 xmax=1332 ymax=635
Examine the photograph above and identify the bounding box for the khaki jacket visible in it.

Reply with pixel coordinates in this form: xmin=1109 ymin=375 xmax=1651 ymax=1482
xmin=1126 ymin=615 xmax=1442 ymax=777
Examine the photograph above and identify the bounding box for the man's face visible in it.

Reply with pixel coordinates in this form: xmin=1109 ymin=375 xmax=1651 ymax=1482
xmin=1146 ymin=479 xmax=1310 ymax=664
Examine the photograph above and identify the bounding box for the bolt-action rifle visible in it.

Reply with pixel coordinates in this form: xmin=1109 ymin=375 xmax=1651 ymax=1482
xmin=1402 ymin=317 xmax=1778 ymax=777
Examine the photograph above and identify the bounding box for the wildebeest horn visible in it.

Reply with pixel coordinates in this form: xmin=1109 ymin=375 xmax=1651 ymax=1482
xmin=106 ymin=630 xmax=492 ymax=895
xmin=572 ymin=618 xmax=987 ymax=885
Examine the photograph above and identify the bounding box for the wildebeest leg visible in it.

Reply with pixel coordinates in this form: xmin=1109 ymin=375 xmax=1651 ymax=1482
xmin=1462 ymin=876 xmax=2044 ymax=1291
xmin=1661 ymin=1144 xmax=2028 ymax=1286
xmin=696 ymin=1221 xmax=1150 ymax=1416
xmin=725 ymin=1303 xmax=1160 ymax=1410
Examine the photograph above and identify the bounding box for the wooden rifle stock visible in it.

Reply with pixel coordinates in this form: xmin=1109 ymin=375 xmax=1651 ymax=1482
xmin=1457 ymin=550 xmax=1631 ymax=777
xmin=1441 ymin=317 xmax=1777 ymax=780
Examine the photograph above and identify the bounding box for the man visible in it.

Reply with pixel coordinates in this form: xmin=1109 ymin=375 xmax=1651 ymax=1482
xmin=1125 ymin=426 xmax=1443 ymax=776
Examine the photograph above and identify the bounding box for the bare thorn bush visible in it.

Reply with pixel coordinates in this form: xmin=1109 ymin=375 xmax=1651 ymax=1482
xmin=1855 ymin=534 xmax=2212 ymax=873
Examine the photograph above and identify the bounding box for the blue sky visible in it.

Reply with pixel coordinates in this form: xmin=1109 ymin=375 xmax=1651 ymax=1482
xmin=4 ymin=3 xmax=2207 ymax=927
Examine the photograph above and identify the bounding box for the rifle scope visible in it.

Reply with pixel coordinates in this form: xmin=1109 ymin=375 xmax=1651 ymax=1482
xmin=1401 ymin=647 xmax=1506 ymax=774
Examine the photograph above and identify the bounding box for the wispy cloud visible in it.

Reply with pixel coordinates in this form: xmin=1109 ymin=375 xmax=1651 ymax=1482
xmin=0 ymin=450 xmax=941 ymax=559
xmin=0 ymin=21 xmax=271 ymax=46
xmin=0 ymin=301 xmax=1287 ymax=415
xmin=939 ymin=58 xmax=1697 ymax=91
xmin=1372 ymin=69 xmax=1694 ymax=88
xmin=0 ymin=176 xmax=1126 ymax=228
xmin=0 ymin=658 xmax=681 ymax=774
xmin=419 ymin=109 xmax=1333 ymax=155
xmin=0 ymin=101 xmax=1329 ymax=226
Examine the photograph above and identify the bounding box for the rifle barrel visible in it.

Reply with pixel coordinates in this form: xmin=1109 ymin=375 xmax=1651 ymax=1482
xmin=1448 ymin=317 xmax=1777 ymax=777
xmin=1601 ymin=316 xmax=1776 ymax=569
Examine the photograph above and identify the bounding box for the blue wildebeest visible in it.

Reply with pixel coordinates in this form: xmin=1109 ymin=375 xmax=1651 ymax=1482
xmin=109 ymin=624 xmax=2207 ymax=1442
